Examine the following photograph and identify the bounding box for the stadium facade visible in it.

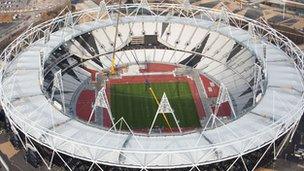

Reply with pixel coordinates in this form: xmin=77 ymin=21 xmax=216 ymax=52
xmin=0 ymin=1 xmax=304 ymax=170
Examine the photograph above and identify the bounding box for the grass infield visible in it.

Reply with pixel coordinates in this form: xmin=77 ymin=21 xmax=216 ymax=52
xmin=110 ymin=82 xmax=200 ymax=130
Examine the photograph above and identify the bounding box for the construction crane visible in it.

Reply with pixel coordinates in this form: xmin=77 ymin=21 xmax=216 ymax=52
xmin=110 ymin=0 xmax=122 ymax=75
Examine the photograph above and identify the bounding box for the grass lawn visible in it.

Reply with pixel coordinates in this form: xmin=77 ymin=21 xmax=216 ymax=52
xmin=110 ymin=82 xmax=200 ymax=130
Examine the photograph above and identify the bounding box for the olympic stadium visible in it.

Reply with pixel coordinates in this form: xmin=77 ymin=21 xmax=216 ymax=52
xmin=0 ymin=1 xmax=304 ymax=171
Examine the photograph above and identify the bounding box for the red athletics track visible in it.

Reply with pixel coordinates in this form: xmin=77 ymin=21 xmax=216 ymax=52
xmin=139 ymin=63 xmax=178 ymax=73
xmin=76 ymin=90 xmax=95 ymax=121
xmin=200 ymin=75 xmax=220 ymax=98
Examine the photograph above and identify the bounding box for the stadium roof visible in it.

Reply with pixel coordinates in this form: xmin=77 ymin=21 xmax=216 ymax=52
xmin=1 ymin=2 xmax=304 ymax=170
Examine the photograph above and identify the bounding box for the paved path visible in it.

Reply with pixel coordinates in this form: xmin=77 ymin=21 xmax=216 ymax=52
xmin=192 ymin=70 xmax=213 ymax=125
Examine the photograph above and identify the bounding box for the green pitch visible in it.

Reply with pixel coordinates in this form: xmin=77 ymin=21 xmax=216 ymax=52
xmin=110 ymin=82 xmax=200 ymax=130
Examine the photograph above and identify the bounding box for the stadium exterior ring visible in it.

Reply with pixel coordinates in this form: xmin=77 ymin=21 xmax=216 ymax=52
xmin=1 ymin=2 xmax=304 ymax=170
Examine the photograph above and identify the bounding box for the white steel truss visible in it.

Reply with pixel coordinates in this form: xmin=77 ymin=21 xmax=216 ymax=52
xmin=0 ymin=1 xmax=303 ymax=171
xmin=214 ymin=83 xmax=237 ymax=119
xmin=44 ymin=28 xmax=50 ymax=44
xmin=39 ymin=50 xmax=44 ymax=87
xmin=51 ymin=70 xmax=66 ymax=114
xmin=248 ymin=22 xmax=262 ymax=43
xmin=253 ymin=63 xmax=264 ymax=106
xmin=87 ymin=87 xmax=116 ymax=130
xmin=65 ymin=11 xmax=74 ymax=28
xmin=149 ymin=93 xmax=182 ymax=134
